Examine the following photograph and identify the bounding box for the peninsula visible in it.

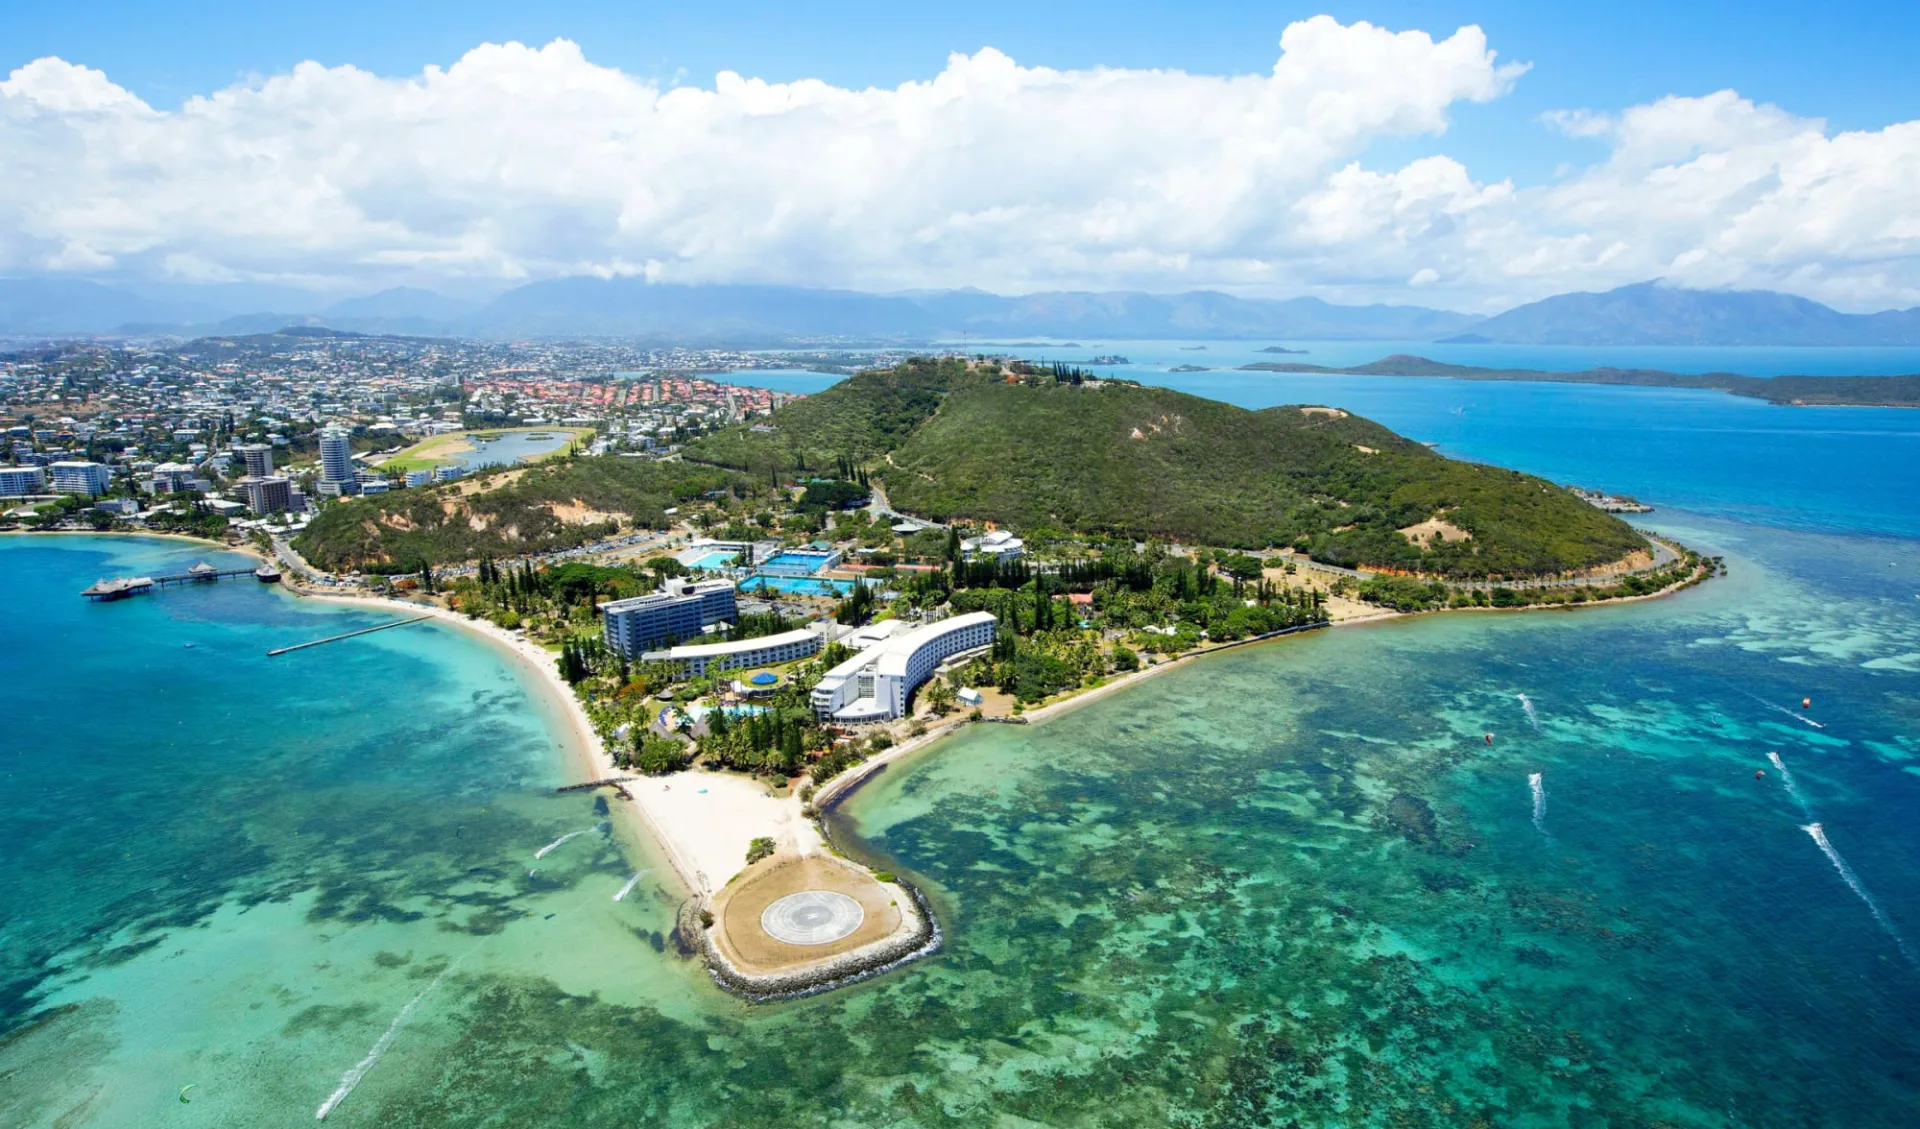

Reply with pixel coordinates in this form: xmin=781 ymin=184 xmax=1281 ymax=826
xmin=1237 ymin=354 xmax=1920 ymax=408
xmin=19 ymin=352 xmax=1714 ymax=1002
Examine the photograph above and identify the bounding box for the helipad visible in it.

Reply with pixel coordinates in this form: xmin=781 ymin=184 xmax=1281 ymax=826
xmin=760 ymin=890 xmax=864 ymax=945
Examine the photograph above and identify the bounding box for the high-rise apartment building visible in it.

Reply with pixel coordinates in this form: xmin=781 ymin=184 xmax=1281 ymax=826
xmin=318 ymin=428 xmax=354 ymax=486
xmin=239 ymin=443 xmax=274 ymax=478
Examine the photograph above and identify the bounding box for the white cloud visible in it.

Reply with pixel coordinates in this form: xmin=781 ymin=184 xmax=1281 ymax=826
xmin=2 ymin=20 xmax=1919 ymax=311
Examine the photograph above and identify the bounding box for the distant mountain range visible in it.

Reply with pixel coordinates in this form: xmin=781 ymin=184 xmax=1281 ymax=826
xmin=1443 ymin=282 xmax=1920 ymax=346
xmin=3 ymin=276 xmax=1918 ymax=346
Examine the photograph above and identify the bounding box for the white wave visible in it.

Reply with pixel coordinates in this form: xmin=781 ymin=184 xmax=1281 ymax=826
xmin=1803 ymin=823 xmax=1918 ymax=967
xmin=1768 ymin=752 xmax=1813 ymax=819
xmin=1517 ymin=693 xmax=1540 ymax=733
xmin=1528 ymin=772 xmax=1546 ymax=835
xmin=613 ymin=871 xmax=647 ymax=901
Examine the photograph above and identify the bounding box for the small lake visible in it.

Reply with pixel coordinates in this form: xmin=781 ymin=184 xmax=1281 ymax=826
xmin=452 ymin=429 xmax=575 ymax=470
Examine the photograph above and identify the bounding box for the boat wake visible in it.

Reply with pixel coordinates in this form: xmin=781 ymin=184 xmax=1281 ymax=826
xmin=1744 ymin=690 xmax=1826 ymax=729
xmin=1768 ymin=752 xmax=1813 ymax=819
xmin=1802 ymin=823 xmax=1918 ymax=967
xmin=1518 ymin=693 xmax=1541 ymax=733
xmin=613 ymin=871 xmax=647 ymax=901
xmin=315 ymin=962 xmax=459 ymax=1120
xmin=1770 ymin=702 xmax=1826 ymax=730
xmin=1528 ymin=772 xmax=1547 ymax=835
xmin=533 ymin=825 xmax=601 ymax=860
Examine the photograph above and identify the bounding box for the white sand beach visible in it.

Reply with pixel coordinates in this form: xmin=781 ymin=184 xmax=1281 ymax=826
xmin=281 ymin=586 xmax=819 ymax=901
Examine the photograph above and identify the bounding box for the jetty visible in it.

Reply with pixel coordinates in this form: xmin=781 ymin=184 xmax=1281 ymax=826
xmin=81 ymin=562 xmax=257 ymax=600
xmin=266 ymin=615 xmax=432 ymax=656
xmin=556 ymin=775 xmax=639 ymax=794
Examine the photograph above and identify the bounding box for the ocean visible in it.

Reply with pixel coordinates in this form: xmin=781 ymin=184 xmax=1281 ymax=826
xmin=4 ymin=348 xmax=1920 ymax=1126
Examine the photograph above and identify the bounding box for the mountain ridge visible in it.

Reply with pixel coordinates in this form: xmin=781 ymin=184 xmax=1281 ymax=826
xmin=6 ymin=276 xmax=1919 ymax=346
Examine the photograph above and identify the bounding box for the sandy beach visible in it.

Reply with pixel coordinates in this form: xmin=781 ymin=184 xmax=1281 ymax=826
xmin=280 ymin=585 xmax=821 ymax=901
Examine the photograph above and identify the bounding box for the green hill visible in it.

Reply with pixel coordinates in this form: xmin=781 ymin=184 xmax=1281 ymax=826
xmin=294 ymin=456 xmax=742 ymax=571
xmin=681 ymin=356 xmax=985 ymax=474
xmin=686 ymin=361 xmax=1647 ymax=578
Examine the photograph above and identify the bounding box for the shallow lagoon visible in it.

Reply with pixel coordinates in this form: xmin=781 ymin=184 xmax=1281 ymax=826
xmin=4 ymin=358 xmax=1920 ymax=1125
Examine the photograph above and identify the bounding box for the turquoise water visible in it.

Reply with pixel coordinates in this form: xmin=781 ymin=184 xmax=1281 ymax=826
xmin=741 ymin=573 xmax=856 ymax=596
xmin=685 ymin=549 xmax=739 ymax=569
xmin=756 ymin=550 xmax=837 ymax=576
xmin=6 ymin=352 xmax=1920 ymax=1126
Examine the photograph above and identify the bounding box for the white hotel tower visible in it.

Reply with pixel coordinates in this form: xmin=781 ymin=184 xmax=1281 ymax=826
xmin=810 ymin=611 xmax=997 ymax=723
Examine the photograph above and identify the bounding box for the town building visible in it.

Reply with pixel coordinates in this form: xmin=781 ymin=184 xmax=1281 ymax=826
xmin=601 ymin=578 xmax=740 ymax=658
xmin=240 ymin=475 xmax=294 ymax=515
xmin=238 ymin=442 xmax=274 ymax=477
xmin=0 ymin=465 xmax=47 ymax=495
xmin=810 ymin=611 xmax=997 ymax=723
xmin=404 ymin=469 xmax=432 ymax=488
xmin=147 ymin=462 xmax=203 ymax=494
xmin=962 ymin=529 xmax=1026 ymax=562
xmin=49 ymin=461 xmax=113 ymax=497
xmin=642 ymin=626 xmax=823 ymax=677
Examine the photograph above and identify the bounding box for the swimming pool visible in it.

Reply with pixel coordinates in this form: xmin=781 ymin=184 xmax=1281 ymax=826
xmin=755 ymin=549 xmax=843 ymax=576
xmin=686 ymin=550 xmax=739 ymax=570
xmin=740 ymin=574 xmax=857 ymax=596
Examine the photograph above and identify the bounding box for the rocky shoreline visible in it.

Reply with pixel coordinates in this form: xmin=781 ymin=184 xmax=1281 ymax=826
xmin=699 ymin=880 xmax=942 ymax=1002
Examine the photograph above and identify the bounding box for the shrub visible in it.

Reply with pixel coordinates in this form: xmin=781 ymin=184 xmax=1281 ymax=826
xmin=746 ymin=837 xmax=776 ymax=864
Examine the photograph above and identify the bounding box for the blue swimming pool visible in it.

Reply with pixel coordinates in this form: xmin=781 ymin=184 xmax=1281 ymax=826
xmin=756 ymin=549 xmax=842 ymax=576
xmin=740 ymin=574 xmax=856 ymax=596
xmin=686 ymin=550 xmax=739 ymax=570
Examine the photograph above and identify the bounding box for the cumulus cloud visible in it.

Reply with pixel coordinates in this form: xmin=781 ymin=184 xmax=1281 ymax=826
xmin=2 ymin=17 xmax=1918 ymax=310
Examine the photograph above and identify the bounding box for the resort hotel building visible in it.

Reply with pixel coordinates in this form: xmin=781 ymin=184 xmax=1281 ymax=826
xmin=601 ymin=578 xmax=739 ymax=657
xmin=644 ymin=625 xmax=825 ymax=677
xmin=810 ymin=611 xmax=997 ymax=723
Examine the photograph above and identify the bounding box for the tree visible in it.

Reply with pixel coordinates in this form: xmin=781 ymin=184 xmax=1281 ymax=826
xmin=924 ymin=678 xmax=957 ymax=715
xmin=745 ymin=836 xmax=776 ymax=864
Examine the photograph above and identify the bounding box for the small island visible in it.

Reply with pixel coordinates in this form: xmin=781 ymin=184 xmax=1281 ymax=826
xmin=1237 ymin=354 xmax=1920 ymax=408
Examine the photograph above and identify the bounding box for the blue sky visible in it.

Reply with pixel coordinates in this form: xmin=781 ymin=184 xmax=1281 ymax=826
xmin=9 ymin=0 xmax=1915 ymax=185
xmin=4 ymin=2 xmax=1918 ymax=307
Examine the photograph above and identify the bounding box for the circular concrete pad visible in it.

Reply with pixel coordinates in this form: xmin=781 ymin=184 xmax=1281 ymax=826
xmin=761 ymin=890 xmax=865 ymax=945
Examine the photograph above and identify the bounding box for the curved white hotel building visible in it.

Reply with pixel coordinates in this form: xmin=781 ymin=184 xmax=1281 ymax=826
xmin=810 ymin=611 xmax=997 ymax=723
xmin=644 ymin=627 xmax=822 ymax=678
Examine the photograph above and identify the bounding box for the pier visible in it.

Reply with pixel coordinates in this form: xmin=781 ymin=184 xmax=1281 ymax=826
xmin=81 ymin=562 xmax=259 ymax=600
xmin=266 ymin=615 xmax=433 ymax=656
xmin=556 ymin=775 xmax=639 ymax=794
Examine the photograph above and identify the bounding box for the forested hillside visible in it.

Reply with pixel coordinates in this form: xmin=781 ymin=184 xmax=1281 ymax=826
xmin=688 ymin=360 xmax=1647 ymax=578
xmin=295 ymin=456 xmax=743 ymax=570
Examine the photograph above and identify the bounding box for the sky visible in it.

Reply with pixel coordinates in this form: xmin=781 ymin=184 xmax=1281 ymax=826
xmin=4 ymin=0 xmax=1919 ymax=311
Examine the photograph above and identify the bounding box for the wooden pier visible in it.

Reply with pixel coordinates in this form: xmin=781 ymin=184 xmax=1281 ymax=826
xmin=266 ymin=615 xmax=433 ymax=656
xmin=81 ymin=562 xmax=259 ymax=600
